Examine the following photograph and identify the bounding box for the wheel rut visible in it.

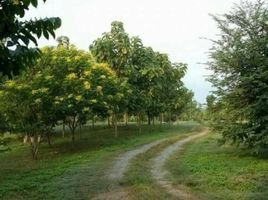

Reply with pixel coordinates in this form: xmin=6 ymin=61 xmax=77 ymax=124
xmin=108 ymin=139 xmax=167 ymax=181
xmin=93 ymin=129 xmax=208 ymax=200
xmin=93 ymin=138 xmax=168 ymax=200
xmin=150 ymin=130 xmax=208 ymax=200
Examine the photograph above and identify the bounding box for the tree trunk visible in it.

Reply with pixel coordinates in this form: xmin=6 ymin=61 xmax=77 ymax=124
xmin=79 ymin=123 xmax=82 ymax=140
xmin=160 ymin=113 xmax=164 ymax=125
xmin=153 ymin=116 xmax=155 ymax=125
xmin=71 ymin=128 xmax=75 ymax=149
xmin=147 ymin=111 xmax=151 ymax=125
xmin=30 ymin=135 xmax=41 ymax=160
xmin=138 ymin=112 xmax=141 ymax=134
xmin=108 ymin=116 xmax=111 ymax=128
xmin=47 ymin=132 xmax=52 ymax=147
xmin=92 ymin=117 xmax=95 ymax=128
xmin=62 ymin=122 xmax=65 ymax=138
xmin=69 ymin=116 xmax=76 ymax=149
xmin=125 ymin=112 xmax=128 ymax=126
xmin=111 ymin=115 xmax=115 ymax=127
xmin=23 ymin=135 xmax=29 ymax=144
xmin=169 ymin=111 xmax=172 ymax=126
xmin=113 ymin=113 xmax=118 ymax=138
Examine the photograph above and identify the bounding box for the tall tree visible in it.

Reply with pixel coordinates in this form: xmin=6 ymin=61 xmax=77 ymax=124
xmin=208 ymin=0 xmax=268 ymax=154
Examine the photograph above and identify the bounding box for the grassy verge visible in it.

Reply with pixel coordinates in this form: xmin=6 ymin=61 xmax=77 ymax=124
xmin=0 ymin=121 xmax=200 ymax=200
xmin=166 ymin=133 xmax=268 ymax=200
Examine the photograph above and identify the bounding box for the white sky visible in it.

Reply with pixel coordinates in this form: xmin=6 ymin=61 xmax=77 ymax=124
xmin=24 ymin=0 xmax=245 ymax=103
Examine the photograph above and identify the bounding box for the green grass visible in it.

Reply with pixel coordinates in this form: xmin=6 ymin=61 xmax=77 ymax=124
xmin=0 ymin=121 xmax=200 ymax=200
xmin=166 ymin=133 xmax=268 ymax=200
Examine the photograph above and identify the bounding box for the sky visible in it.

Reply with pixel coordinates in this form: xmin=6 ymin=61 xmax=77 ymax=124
xmin=24 ymin=0 xmax=244 ymax=104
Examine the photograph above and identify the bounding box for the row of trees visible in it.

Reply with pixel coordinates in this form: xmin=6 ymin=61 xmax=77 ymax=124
xmin=90 ymin=21 xmax=193 ymax=127
xmin=0 ymin=21 xmax=194 ymax=159
xmin=206 ymin=0 xmax=268 ymax=155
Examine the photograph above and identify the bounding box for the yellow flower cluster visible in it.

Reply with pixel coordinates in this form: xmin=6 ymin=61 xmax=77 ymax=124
xmin=31 ymin=88 xmax=49 ymax=95
xmin=35 ymin=98 xmax=42 ymax=104
xmin=66 ymin=73 xmax=77 ymax=80
xmin=75 ymin=95 xmax=82 ymax=102
xmin=74 ymin=56 xmax=80 ymax=60
xmin=83 ymin=107 xmax=90 ymax=112
xmin=90 ymin=99 xmax=97 ymax=103
xmin=96 ymin=86 xmax=102 ymax=92
xmin=84 ymin=70 xmax=91 ymax=76
xmin=55 ymin=96 xmax=64 ymax=101
xmin=12 ymin=0 xmax=20 ymax=5
xmin=93 ymin=63 xmax=115 ymax=76
xmin=6 ymin=80 xmax=16 ymax=88
xmin=84 ymin=81 xmax=91 ymax=90
xmin=45 ymin=75 xmax=54 ymax=80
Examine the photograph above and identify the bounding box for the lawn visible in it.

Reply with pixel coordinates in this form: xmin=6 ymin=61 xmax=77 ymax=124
xmin=0 ymin=121 xmax=200 ymax=200
xmin=166 ymin=133 xmax=268 ymax=200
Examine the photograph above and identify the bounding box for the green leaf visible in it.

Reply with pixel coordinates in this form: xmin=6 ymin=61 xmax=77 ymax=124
xmin=31 ymin=0 xmax=38 ymax=7
xmin=43 ymin=30 xmax=49 ymax=40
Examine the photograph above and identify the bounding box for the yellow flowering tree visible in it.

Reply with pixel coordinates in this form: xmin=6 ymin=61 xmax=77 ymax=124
xmin=35 ymin=46 xmax=95 ymax=148
xmin=0 ymin=75 xmax=50 ymax=159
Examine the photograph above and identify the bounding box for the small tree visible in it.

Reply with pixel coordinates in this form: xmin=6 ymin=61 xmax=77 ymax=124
xmin=0 ymin=77 xmax=46 ymax=159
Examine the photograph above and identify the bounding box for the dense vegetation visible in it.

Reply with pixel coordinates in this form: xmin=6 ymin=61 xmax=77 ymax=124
xmin=0 ymin=19 xmax=196 ymax=159
xmin=206 ymin=0 xmax=268 ymax=154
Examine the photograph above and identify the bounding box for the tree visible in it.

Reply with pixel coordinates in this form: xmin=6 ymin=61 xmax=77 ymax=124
xmin=90 ymin=21 xmax=190 ymax=130
xmin=35 ymin=46 xmax=94 ymax=148
xmin=208 ymin=0 xmax=268 ymax=154
xmin=128 ymin=37 xmax=157 ymax=130
xmin=56 ymin=36 xmax=70 ymax=48
xmin=90 ymin=21 xmax=131 ymax=77
xmin=0 ymin=0 xmax=61 ymax=76
xmin=0 ymin=76 xmax=48 ymax=159
xmin=90 ymin=21 xmax=132 ymax=132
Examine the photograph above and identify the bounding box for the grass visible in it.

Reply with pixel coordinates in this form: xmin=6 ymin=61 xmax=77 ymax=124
xmin=0 ymin=121 xmax=200 ymax=200
xmin=166 ymin=133 xmax=268 ymax=200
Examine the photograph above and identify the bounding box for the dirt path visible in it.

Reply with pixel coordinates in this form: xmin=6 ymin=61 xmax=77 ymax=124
xmin=108 ymin=139 xmax=167 ymax=181
xmin=150 ymin=130 xmax=208 ymax=200
xmin=94 ymin=129 xmax=207 ymax=200
xmin=93 ymin=138 xmax=169 ymax=200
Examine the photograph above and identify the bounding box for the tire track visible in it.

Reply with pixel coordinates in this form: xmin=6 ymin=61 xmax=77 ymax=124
xmin=108 ymin=138 xmax=167 ymax=181
xmin=150 ymin=130 xmax=208 ymax=200
xmin=93 ymin=138 xmax=169 ymax=200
